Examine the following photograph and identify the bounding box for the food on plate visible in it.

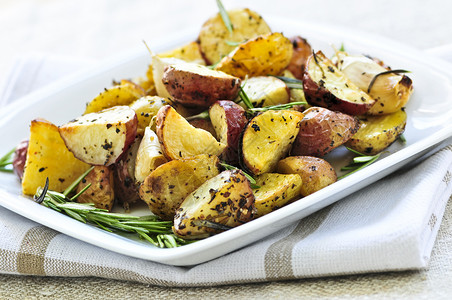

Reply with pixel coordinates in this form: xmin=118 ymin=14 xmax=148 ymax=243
xmin=286 ymin=36 xmax=312 ymax=80
xmin=84 ymin=81 xmax=146 ymax=114
xmin=345 ymin=109 xmax=407 ymax=155
xmin=134 ymin=127 xmax=167 ymax=183
xmin=334 ymin=51 xmax=413 ymax=115
xmin=281 ymin=70 xmax=308 ymax=105
xmin=209 ymin=100 xmax=248 ymax=164
xmin=291 ymin=107 xmax=359 ymax=157
xmin=215 ymin=32 xmax=293 ymax=79
xmin=240 ymin=109 xmax=304 ymax=175
xmin=198 ymin=8 xmax=271 ymax=64
xmin=277 ymin=156 xmax=337 ymax=196
xmin=59 ymin=106 xmax=138 ymax=166
xmin=240 ymin=76 xmax=290 ymax=108
xmin=157 ymin=41 xmax=206 ymax=66
xmin=129 ymin=96 xmax=167 ymax=135
xmin=162 ymin=63 xmax=241 ymax=108
xmin=76 ymin=166 xmax=115 ymax=211
xmin=173 ymin=169 xmax=256 ymax=239
xmin=253 ymin=173 xmax=302 ymax=217
xmin=303 ymin=51 xmax=375 ymax=115
xmin=113 ymin=136 xmax=142 ymax=207
xmin=188 ymin=117 xmax=218 ymax=139
xmin=155 ymin=105 xmax=226 ymax=160
xmin=12 ymin=140 xmax=29 ymax=180
xmin=21 ymin=119 xmax=90 ymax=195
xmin=139 ymin=154 xmax=220 ymax=220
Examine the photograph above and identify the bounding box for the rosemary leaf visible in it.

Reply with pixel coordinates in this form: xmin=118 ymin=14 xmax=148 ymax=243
xmin=63 ymin=166 xmax=94 ymax=197
xmin=220 ymin=162 xmax=260 ymax=188
xmin=239 ymin=86 xmax=254 ymax=109
xmin=185 ymin=110 xmax=210 ymax=121
xmin=399 ymin=133 xmax=407 ymax=144
xmin=216 ymin=0 xmax=233 ymax=34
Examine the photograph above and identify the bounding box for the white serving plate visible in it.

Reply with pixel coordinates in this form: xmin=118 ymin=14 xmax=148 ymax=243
xmin=0 ymin=17 xmax=451 ymax=266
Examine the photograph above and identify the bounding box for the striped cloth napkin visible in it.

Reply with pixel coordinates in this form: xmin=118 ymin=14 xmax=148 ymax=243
xmin=0 ymin=52 xmax=451 ymax=287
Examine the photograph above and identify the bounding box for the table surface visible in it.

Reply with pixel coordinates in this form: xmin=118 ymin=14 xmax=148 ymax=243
xmin=1 ymin=0 xmax=452 ymax=298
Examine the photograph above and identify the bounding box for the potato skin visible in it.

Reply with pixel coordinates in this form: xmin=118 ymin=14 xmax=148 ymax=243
xmin=277 ymin=156 xmax=337 ymax=196
xmin=139 ymin=154 xmax=220 ymax=220
xmin=291 ymin=107 xmax=359 ymax=157
xmin=12 ymin=140 xmax=29 ymax=180
xmin=77 ymin=166 xmax=115 ymax=211
xmin=286 ymin=36 xmax=312 ymax=80
xmin=162 ymin=64 xmax=241 ymax=109
xmin=173 ymin=169 xmax=255 ymax=239
xmin=345 ymin=109 xmax=407 ymax=155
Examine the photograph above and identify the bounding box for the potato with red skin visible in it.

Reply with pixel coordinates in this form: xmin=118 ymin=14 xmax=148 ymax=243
xmin=12 ymin=140 xmax=29 ymax=180
xmin=291 ymin=107 xmax=359 ymax=157
xmin=303 ymin=51 xmax=375 ymax=116
xmin=277 ymin=156 xmax=337 ymax=196
xmin=209 ymin=100 xmax=248 ymax=165
xmin=59 ymin=106 xmax=138 ymax=166
xmin=286 ymin=36 xmax=312 ymax=80
xmin=162 ymin=63 xmax=241 ymax=109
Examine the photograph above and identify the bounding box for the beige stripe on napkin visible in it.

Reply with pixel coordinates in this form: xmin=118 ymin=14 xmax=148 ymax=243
xmin=17 ymin=226 xmax=58 ymax=275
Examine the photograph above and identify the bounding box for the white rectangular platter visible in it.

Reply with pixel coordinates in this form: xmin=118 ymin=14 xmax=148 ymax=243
xmin=0 ymin=16 xmax=451 ymax=266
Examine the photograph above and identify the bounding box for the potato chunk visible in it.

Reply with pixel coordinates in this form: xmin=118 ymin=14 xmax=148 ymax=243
xmin=21 ymin=119 xmax=90 ymax=195
xmin=173 ymin=169 xmax=256 ymax=239
xmin=215 ymin=32 xmax=293 ymax=79
xmin=129 ymin=96 xmax=167 ymax=135
xmin=240 ymin=76 xmax=290 ymax=108
xmin=253 ymin=173 xmax=302 ymax=217
xmin=139 ymin=154 xmax=220 ymax=220
xmin=240 ymin=110 xmax=304 ymax=175
xmin=76 ymin=166 xmax=115 ymax=211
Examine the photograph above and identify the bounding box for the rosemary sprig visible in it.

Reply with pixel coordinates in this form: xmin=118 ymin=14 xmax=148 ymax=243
xmin=367 ymin=69 xmax=411 ymax=93
xmin=216 ymin=0 xmax=233 ymax=34
xmin=220 ymin=162 xmax=260 ymax=189
xmin=33 ymin=174 xmax=192 ymax=248
xmin=338 ymin=147 xmax=381 ymax=179
xmin=398 ymin=133 xmax=407 ymax=144
xmin=273 ymin=76 xmax=304 ymax=89
xmin=185 ymin=110 xmax=210 ymax=121
xmin=339 ymin=43 xmax=346 ymax=52
xmin=239 ymin=86 xmax=254 ymax=109
xmin=0 ymin=148 xmax=15 ymax=173
xmin=247 ymin=101 xmax=308 ymax=114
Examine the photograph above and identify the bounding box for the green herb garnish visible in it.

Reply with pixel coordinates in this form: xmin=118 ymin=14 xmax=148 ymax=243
xmin=225 ymin=40 xmax=246 ymax=46
xmin=338 ymin=147 xmax=381 ymax=179
xmin=247 ymin=101 xmax=308 ymax=114
xmin=239 ymin=86 xmax=254 ymax=109
xmin=0 ymin=148 xmax=15 ymax=173
xmin=339 ymin=43 xmax=346 ymax=52
xmin=185 ymin=110 xmax=210 ymax=121
xmin=367 ymin=69 xmax=411 ymax=93
xmin=33 ymin=171 xmax=192 ymax=248
xmin=398 ymin=133 xmax=407 ymax=144
xmin=216 ymin=0 xmax=233 ymax=34
xmin=273 ymin=76 xmax=304 ymax=89
xmin=220 ymin=162 xmax=260 ymax=189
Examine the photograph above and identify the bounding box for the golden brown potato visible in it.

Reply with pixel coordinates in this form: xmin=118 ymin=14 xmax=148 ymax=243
xmin=345 ymin=109 xmax=407 ymax=155
xmin=155 ymin=105 xmax=226 ymax=160
xmin=253 ymin=173 xmax=302 ymax=217
xmin=84 ymin=82 xmax=146 ymax=114
xmin=215 ymin=32 xmax=293 ymax=79
xmin=291 ymin=107 xmax=359 ymax=157
xmin=139 ymin=154 xmax=220 ymax=220
xmin=277 ymin=156 xmax=337 ymax=196
xmin=240 ymin=110 xmax=304 ymax=175
xmin=129 ymin=96 xmax=167 ymax=135
xmin=134 ymin=127 xmax=167 ymax=183
xmin=240 ymin=76 xmax=290 ymax=108
xmin=158 ymin=41 xmax=206 ymax=65
xmin=162 ymin=63 xmax=241 ymax=108
xmin=286 ymin=36 xmax=312 ymax=80
xmin=303 ymin=51 xmax=375 ymax=116
xmin=198 ymin=8 xmax=271 ymax=64
xmin=173 ymin=169 xmax=256 ymax=239
xmin=21 ymin=119 xmax=90 ymax=195
xmin=76 ymin=166 xmax=115 ymax=211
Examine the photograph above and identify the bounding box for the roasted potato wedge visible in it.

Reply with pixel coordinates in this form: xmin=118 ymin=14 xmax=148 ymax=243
xmin=151 ymin=56 xmax=187 ymax=99
xmin=173 ymin=169 xmax=256 ymax=239
xmin=188 ymin=118 xmax=218 ymax=139
xmin=129 ymin=96 xmax=167 ymax=135
xmin=139 ymin=154 xmax=220 ymax=220
xmin=21 ymin=119 xmax=90 ymax=195
xmin=158 ymin=41 xmax=206 ymax=65
xmin=253 ymin=173 xmax=302 ymax=217
xmin=209 ymin=100 xmax=248 ymax=165
xmin=345 ymin=109 xmax=407 ymax=155
xmin=291 ymin=107 xmax=359 ymax=157
xmin=134 ymin=127 xmax=167 ymax=183
xmin=155 ymin=105 xmax=226 ymax=160
xmin=215 ymin=32 xmax=293 ymax=79
xmin=277 ymin=156 xmax=337 ymax=196
xmin=335 ymin=51 xmax=413 ymax=115
xmin=240 ymin=110 xmax=304 ymax=175
xmin=76 ymin=166 xmax=115 ymax=211
xmin=240 ymin=76 xmax=290 ymax=108
xmin=303 ymin=51 xmax=375 ymax=115
xmin=198 ymin=8 xmax=271 ymax=64
xmin=59 ymin=106 xmax=138 ymax=166
xmin=84 ymin=82 xmax=145 ymax=114
xmin=114 ymin=136 xmax=141 ymax=208
xmin=287 ymin=36 xmax=312 ymax=80
xmin=162 ymin=63 xmax=241 ymax=108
